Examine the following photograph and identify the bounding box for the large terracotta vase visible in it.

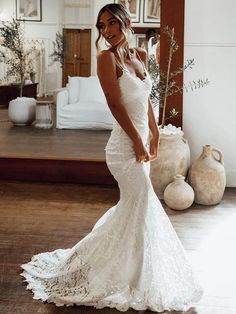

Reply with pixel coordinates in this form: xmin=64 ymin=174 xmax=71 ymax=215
xmin=150 ymin=125 xmax=190 ymax=199
xmin=188 ymin=145 xmax=226 ymax=205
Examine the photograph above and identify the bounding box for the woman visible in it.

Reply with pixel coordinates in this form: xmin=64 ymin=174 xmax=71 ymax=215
xmin=21 ymin=4 xmax=203 ymax=312
xmin=146 ymin=28 xmax=160 ymax=63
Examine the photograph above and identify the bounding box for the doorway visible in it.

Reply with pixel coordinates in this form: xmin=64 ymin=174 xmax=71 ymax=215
xmin=62 ymin=29 xmax=91 ymax=86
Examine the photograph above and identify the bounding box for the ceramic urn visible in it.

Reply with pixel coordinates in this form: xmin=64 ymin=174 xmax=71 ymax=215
xmin=164 ymin=175 xmax=194 ymax=210
xmin=188 ymin=145 xmax=226 ymax=205
xmin=150 ymin=125 xmax=190 ymax=199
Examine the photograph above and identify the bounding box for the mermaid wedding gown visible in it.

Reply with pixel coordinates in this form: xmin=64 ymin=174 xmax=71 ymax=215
xmin=21 ymin=63 xmax=203 ymax=312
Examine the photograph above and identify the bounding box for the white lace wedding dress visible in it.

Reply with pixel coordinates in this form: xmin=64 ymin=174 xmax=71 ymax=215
xmin=21 ymin=63 xmax=203 ymax=312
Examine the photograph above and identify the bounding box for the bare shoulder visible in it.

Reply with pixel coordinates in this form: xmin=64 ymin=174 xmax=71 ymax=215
xmin=97 ymin=50 xmax=116 ymax=65
xmin=97 ymin=50 xmax=117 ymax=83
xmin=135 ymin=47 xmax=147 ymax=63
xmin=96 ymin=51 xmax=121 ymax=107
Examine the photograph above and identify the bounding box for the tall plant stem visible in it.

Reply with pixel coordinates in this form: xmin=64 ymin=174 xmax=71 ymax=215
xmin=161 ymin=27 xmax=175 ymax=127
xmin=20 ymin=73 xmax=24 ymax=97
xmin=20 ymin=82 xmax=23 ymax=97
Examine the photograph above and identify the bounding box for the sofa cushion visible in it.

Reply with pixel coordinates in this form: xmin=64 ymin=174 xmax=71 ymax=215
xmin=67 ymin=76 xmax=80 ymax=104
xmin=57 ymin=100 xmax=114 ymax=130
xmin=79 ymin=76 xmax=107 ymax=104
xmin=69 ymin=100 xmax=107 ymax=110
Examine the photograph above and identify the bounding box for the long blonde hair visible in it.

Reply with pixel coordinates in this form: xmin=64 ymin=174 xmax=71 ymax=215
xmin=95 ymin=3 xmax=133 ymax=67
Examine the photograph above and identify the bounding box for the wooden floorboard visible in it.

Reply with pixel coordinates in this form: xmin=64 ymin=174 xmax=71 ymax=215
xmin=0 ymin=181 xmax=236 ymax=314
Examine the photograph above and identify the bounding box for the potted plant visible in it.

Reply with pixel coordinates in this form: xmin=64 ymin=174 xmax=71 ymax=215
xmin=149 ymin=26 xmax=209 ymax=198
xmin=0 ymin=18 xmax=37 ymax=125
xmin=49 ymin=31 xmax=65 ymax=68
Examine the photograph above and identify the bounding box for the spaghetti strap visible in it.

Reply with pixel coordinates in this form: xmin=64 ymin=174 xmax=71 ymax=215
xmin=115 ymin=59 xmax=125 ymax=71
xmin=115 ymin=49 xmax=147 ymax=77
xmin=115 ymin=56 xmax=129 ymax=75
xmin=135 ymin=49 xmax=143 ymax=62
xmin=134 ymin=49 xmax=147 ymax=76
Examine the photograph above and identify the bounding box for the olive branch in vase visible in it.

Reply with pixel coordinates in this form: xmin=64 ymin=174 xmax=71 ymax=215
xmin=154 ymin=26 xmax=210 ymax=128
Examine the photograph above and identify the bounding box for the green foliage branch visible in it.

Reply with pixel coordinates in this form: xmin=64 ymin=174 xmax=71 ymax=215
xmin=0 ymin=18 xmax=36 ymax=97
xmin=49 ymin=32 xmax=64 ymax=68
xmin=148 ymin=26 xmax=210 ymax=127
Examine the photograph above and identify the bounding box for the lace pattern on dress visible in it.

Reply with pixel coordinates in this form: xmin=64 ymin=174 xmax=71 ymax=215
xmin=21 ymin=57 xmax=203 ymax=312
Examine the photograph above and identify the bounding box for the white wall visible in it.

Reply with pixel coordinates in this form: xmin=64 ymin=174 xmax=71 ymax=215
xmin=183 ymin=0 xmax=236 ymax=186
xmin=0 ymin=0 xmax=63 ymax=91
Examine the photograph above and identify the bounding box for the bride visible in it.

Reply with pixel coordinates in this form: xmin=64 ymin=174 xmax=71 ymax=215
xmin=21 ymin=3 xmax=203 ymax=312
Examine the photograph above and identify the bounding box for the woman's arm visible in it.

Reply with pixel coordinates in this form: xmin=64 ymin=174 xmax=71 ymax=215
xmin=148 ymin=97 xmax=160 ymax=160
xmin=136 ymin=48 xmax=159 ymax=139
xmin=136 ymin=47 xmax=160 ymax=160
xmin=156 ymin=42 xmax=160 ymax=64
xmin=97 ymin=50 xmax=149 ymax=162
xmin=148 ymin=97 xmax=159 ymax=139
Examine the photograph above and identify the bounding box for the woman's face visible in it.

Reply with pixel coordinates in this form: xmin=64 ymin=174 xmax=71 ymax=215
xmin=98 ymin=11 xmax=125 ymax=47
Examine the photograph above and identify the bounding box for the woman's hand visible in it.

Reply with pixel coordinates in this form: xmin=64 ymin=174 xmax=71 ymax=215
xmin=134 ymin=138 xmax=150 ymax=163
xmin=149 ymin=136 xmax=159 ymax=161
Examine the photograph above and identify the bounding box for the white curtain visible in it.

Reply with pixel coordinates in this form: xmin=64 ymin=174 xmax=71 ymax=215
xmin=31 ymin=48 xmax=46 ymax=96
xmin=25 ymin=40 xmax=47 ymax=96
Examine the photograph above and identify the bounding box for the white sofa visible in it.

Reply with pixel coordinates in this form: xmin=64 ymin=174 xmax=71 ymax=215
xmin=56 ymin=76 xmax=115 ymax=129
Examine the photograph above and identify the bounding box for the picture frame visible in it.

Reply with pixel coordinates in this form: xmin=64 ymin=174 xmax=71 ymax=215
xmin=16 ymin=0 xmax=42 ymax=22
xmin=114 ymin=0 xmax=141 ymax=23
xmin=143 ymin=0 xmax=160 ymax=24
xmin=136 ymin=34 xmax=147 ymax=50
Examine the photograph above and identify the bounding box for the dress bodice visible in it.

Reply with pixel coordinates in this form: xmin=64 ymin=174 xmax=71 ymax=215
xmin=105 ymin=60 xmax=152 ymax=155
xmin=117 ymin=69 xmax=152 ymax=123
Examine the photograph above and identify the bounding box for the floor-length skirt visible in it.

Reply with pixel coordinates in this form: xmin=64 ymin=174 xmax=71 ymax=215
xmin=21 ymin=150 xmax=203 ymax=312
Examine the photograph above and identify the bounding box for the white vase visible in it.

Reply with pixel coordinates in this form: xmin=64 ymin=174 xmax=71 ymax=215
xmin=8 ymin=97 xmax=36 ymax=126
xmin=188 ymin=145 xmax=226 ymax=205
xmin=150 ymin=125 xmax=190 ymax=199
xmin=164 ymin=175 xmax=194 ymax=210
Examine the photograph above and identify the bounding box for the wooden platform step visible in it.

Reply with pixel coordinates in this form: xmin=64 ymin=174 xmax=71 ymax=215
xmin=0 ymin=109 xmax=116 ymax=184
xmin=0 ymin=157 xmax=117 ymax=185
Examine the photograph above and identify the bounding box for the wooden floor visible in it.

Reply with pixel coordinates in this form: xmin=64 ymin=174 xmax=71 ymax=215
xmin=0 ymin=180 xmax=236 ymax=314
xmin=0 ymin=107 xmax=110 ymax=161
xmin=0 ymin=107 xmax=116 ymax=184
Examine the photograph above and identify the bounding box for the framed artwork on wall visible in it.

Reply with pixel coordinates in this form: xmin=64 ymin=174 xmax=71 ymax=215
xmin=114 ymin=0 xmax=141 ymax=23
xmin=16 ymin=0 xmax=42 ymax=22
xmin=136 ymin=34 xmax=147 ymax=50
xmin=143 ymin=0 xmax=160 ymax=24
